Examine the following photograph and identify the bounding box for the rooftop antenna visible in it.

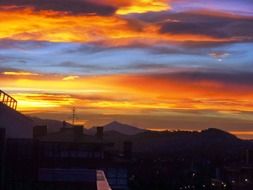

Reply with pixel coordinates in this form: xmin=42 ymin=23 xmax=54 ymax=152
xmin=72 ymin=107 xmax=76 ymax=126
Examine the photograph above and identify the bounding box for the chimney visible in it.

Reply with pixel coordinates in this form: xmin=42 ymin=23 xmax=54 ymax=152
xmin=33 ymin=125 xmax=47 ymax=138
xmin=123 ymin=141 xmax=133 ymax=159
xmin=215 ymin=168 xmax=221 ymax=180
xmin=60 ymin=121 xmax=68 ymax=132
xmin=74 ymin=125 xmax=83 ymax=136
xmin=96 ymin=127 xmax=104 ymax=140
xmin=63 ymin=120 xmax=67 ymax=128
xmin=246 ymin=149 xmax=253 ymax=165
xmin=0 ymin=128 xmax=5 ymax=144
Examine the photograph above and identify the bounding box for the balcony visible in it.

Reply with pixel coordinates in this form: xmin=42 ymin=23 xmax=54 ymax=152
xmin=0 ymin=90 xmax=17 ymax=110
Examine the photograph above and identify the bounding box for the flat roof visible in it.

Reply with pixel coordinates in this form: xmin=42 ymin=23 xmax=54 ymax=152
xmin=38 ymin=168 xmax=112 ymax=190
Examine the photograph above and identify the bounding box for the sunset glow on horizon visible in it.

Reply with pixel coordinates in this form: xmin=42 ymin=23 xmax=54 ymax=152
xmin=1 ymin=0 xmax=253 ymax=138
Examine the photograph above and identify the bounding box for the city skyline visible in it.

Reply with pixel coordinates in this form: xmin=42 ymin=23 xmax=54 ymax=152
xmin=1 ymin=0 xmax=253 ymax=138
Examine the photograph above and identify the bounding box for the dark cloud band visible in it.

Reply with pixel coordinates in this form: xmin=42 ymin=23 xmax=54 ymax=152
xmin=160 ymin=12 xmax=253 ymax=41
xmin=0 ymin=0 xmax=116 ymax=15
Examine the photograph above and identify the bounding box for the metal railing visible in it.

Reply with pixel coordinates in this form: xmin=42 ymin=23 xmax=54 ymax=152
xmin=0 ymin=90 xmax=17 ymax=110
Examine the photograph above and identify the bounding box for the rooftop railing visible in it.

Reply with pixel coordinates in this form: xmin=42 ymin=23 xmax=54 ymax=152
xmin=0 ymin=90 xmax=17 ymax=110
xmin=97 ymin=170 xmax=112 ymax=190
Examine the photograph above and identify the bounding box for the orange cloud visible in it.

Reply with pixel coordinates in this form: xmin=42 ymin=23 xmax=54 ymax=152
xmin=2 ymin=73 xmax=253 ymax=114
xmin=0 ymin=7 xmax=135 ymax=42
xmin=2 ymin=72 xmax=253 ymax=139
xmin=116 ymin=0 xmax=170 ymax=15
xmin=87 ymin=0 xmax=170 ymax=15
xmin=13 ymin=93 xmax=75 ymax=111
xmin=0 ymin=7 xmax=234 ymax=44
xmin=3 ymin=71 xmax=39 ymax=76
xmin=230 ymin=131 xmax=253 ymax=135
xmin=62 ymin=76 xmax=80 ymax=81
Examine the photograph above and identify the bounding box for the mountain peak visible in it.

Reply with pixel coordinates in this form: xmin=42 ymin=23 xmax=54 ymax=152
xmin=108 ymin=121 xmax=121 ymax=125
xmin=100 ymin=121 xmax=145 ymax=135
xmin=201 ymin=128 xmax=238 ymax=140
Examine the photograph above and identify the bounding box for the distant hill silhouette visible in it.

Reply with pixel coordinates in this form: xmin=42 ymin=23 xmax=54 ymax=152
xmin=31 ymin=119 xmax=144 ymax=135
xmin=101 ymin=128 xmax=253 ymax=157
xmin=26 ymin=117 xmax=253 ymax=156
xmin=89 ymin=121 xmax=146 ymax=135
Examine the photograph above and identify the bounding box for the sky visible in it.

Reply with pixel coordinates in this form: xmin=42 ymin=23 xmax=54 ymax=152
xmin=1 ymin=0 xmax=253 ymax=139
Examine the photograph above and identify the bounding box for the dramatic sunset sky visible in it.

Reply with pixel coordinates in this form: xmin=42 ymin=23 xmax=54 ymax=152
xmin=1 ymin=0 xmax=253 ymax=138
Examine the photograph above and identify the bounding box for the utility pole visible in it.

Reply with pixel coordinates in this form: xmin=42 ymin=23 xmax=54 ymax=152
xmin=72 ymin=107 xmax=76 ymax=126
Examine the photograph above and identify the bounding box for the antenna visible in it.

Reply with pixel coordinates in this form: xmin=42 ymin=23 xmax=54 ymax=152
xmin=72 ymin=107 xmax=76 ymax=125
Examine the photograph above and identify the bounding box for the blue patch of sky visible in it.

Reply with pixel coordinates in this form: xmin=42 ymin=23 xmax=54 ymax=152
xmin=0 ymin=41 xmax=253 ymax=75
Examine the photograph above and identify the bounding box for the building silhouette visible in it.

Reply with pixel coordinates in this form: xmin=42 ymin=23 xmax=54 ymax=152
xmin=1 ymin=90 xmax=129 ymax=190
xmin=0 ymin=90 xmax=33 ymax=138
